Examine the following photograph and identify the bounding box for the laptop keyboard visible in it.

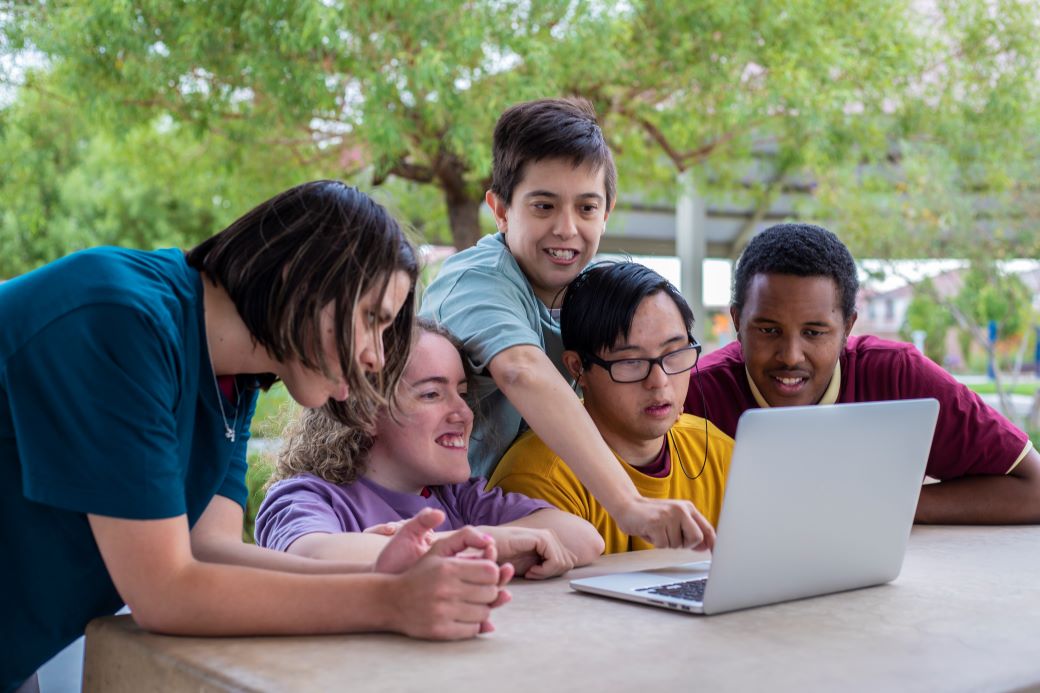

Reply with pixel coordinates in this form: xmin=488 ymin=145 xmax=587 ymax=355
xmin=637 ymin=578 xmax=707 ymax=602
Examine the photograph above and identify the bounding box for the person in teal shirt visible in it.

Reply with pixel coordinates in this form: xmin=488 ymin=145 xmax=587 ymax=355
xmin=1 ymin=181 xmax=513 ymax=693
xmin=421 ymin=98 xmax=716 ymax=551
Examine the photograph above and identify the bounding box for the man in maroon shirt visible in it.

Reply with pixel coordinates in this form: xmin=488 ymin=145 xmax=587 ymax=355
xmin=684 ymin=222 xmax=1040 ymax=524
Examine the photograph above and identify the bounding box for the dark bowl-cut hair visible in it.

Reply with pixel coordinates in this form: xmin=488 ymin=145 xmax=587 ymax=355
xmin=490 ymin=97 xmax=617 ymax=210
xmin=732 ymin=222 xmax=859 ymax=320
xmin=185 ymin=180 xmax=419 ymax=426
xmin=561 ymin=261 xmax=694 ymax=362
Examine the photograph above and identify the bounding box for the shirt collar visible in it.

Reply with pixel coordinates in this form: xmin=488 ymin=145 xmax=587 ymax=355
xmin=744 ymin=361 xmax=842 ymax=408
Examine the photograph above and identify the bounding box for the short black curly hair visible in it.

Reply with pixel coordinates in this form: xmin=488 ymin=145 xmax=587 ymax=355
xmin=732 ymin=223 xmax=859 ymax=320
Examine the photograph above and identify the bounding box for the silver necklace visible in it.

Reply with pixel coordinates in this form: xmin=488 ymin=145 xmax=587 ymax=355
xmin=211 ymin=372 xmax=238 ymax=442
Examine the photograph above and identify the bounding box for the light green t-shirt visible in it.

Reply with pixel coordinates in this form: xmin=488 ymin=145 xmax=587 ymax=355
xmin=420 ymin=233 xmax=573 ymax=477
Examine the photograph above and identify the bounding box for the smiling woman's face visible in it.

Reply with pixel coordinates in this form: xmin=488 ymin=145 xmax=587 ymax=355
xmin=366 ymin=331 xmax=474 ymax=493
xmin=732 ymin=273 xmax=855 ymax=407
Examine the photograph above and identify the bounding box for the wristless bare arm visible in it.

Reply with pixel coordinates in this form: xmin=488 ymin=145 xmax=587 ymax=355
xmin=488 ymin=344 xmax=715 ymax=550
xmin=191 ymin=496 xmax=375 ymax=573
xmin=480 ymin=509 xmax=605 ymax=578
xmin=89 ymin=499 xmax=512 ymax=640
xmin=288 ymin=508 xmax=603 ymax=579
xmin=915 ymin=447 xmax=1040 ymax=524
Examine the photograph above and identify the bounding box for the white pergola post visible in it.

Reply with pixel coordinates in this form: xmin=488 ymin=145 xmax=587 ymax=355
xmin=675 ymin=171 xmax=707 ymax=340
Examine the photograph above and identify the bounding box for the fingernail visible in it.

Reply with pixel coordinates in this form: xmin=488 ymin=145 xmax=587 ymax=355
xmin=482 ymin=533 xmax=493 ymax=542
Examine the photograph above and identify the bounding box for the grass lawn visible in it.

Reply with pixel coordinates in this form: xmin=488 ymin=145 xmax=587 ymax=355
xmin=965 ymin=382 xmax=1039 ymax=396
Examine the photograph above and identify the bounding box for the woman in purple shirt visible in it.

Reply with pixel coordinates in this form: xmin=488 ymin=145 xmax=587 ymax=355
xmin=257 ymin=319 xmax=604 ymax=578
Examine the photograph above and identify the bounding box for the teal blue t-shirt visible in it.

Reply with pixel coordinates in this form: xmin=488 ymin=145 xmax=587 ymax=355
xmin=420 ymin=233 xmax=573 ymax=477
xmin=0 ymin=247 xmax=257 ymax=690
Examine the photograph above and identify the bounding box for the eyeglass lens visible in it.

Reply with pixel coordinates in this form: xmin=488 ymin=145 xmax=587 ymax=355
xmin=611 ymin=346 xmax=699 ymax=382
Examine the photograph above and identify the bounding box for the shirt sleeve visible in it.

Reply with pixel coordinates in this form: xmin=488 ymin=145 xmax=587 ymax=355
xmin=254 ymin=477 xmax=355 ymax=552
xmin=424 ymin=267 xmax=544 ymax=372
xmin=6 ymin=304 xmax=187 ymax=519
xmin=895 ymin=348 xmax=1030 ymax=478
xmin=448 ymin=478 xmax=552 ymax=526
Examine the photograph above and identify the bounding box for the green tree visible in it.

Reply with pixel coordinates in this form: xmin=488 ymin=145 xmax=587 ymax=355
xmin=899 ymin=278 xmax=955 ymax=365
xmin=812 ymin=0 xmax=1040 ymax=263
xmin=3 ymin=0 xmax=604 ymax=249
xmin=0 ymin=70 xmax=316 ymax=276
xmin=954 ymin=265 xmax=1033 ymax=344
xmin=7 ymin=0 xmax=1031 ymax=258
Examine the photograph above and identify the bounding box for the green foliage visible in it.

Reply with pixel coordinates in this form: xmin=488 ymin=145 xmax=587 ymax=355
xmin=0 ymin=71 xmax=316 ymax=276
xmin=957 ymin=328 xmax=975 ymax=372
xmin=243 ymin=450 xmax=275 ymax=544
xmin=8 ymin=1 xmax=1036 ymax=259
xmin=250 ymin=382 xmax=300 ymax=440
xmin=899 ymin=278 xmax=955 ymax=365
xmin=954 ymin=265 xmax=1034 ymax=341
xmin=243 ymin=383 xmax=297 ymax=544
xmin=3 ymin=0 xmax=600 ymax=249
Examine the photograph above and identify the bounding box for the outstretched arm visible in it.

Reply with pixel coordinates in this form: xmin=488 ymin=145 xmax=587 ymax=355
xmin=489 ymin=344 xmax=715 ymax=550
xmin=192 ymin=495 xmax=376 ymax=572
xmin=285 ymin=506 xmax=604 ymax=579
xmin=92 ymin=502 xmax=512 ymax=640
xmin=916 ymin=447 xmax=1040 ymax=524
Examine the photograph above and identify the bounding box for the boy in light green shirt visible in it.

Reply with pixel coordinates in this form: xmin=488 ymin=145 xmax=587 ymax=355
xmin=421 ymin=98 xmax=715 ymax=549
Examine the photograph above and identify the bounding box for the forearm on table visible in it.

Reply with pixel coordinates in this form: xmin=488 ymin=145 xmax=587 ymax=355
xmin=916 ymin=475 xmax=1040 ymax=524
xmin=93 ymin=513 xmax=397 ymax=635
xmin=491 ymin=347 xmax=639 ymax=514
xmin=498 ymin=510 xmax=605 ymax=565
xmin=134 ymin=560 xmax=397 ymax=636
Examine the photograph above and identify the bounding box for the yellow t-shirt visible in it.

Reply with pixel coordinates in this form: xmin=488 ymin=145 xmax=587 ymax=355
xmin=488 ymin=414 xmax=733 ymax=554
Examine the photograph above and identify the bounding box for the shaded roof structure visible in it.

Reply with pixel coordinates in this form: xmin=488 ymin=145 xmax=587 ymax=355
xmin=595 ymin=172 xmax=812 ymax=339
xmin=602 ymin=193 xmax=801 ymax=260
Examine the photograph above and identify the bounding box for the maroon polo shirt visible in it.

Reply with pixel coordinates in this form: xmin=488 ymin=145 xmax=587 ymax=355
xmin=685 ymin=335 xmax=1031 ymax=480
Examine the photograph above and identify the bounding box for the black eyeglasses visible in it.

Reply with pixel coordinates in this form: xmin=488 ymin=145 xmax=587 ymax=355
xmin=582 ymin=341 xmax=701 ymax=384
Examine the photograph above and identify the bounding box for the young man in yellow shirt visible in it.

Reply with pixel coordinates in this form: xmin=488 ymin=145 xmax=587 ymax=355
xmin=489 ymin=262 xmax=732 ymax=552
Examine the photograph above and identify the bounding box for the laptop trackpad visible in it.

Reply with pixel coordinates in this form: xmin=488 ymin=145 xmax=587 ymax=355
xmin=643 ymin=560 xmax=711 ymax=578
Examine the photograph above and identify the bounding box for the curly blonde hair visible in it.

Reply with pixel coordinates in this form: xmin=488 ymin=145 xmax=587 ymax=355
xmin=267 ymin=318 xmax=471 ymax=489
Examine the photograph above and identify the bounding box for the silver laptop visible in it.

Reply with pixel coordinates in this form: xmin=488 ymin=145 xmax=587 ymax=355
xmin=570 ymin=398 xmax=940 ymax=615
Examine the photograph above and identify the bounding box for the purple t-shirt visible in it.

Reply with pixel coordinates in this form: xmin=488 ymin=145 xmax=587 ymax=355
xmin=255 ymin=474 xmax=552 ymax=552
xmin=685 ymin=335 xmax=1030 ymax=480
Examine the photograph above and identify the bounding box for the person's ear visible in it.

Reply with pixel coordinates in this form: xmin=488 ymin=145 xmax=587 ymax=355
xmin=843 ymin=310 xmax=858 ymax=343
xmin=562 ymin=351 xmax=584 ymax=383
xmin=730 ymin=305 xmax=742 ymax=337
xmin=485 ymin=190 xmax=509 ymax=233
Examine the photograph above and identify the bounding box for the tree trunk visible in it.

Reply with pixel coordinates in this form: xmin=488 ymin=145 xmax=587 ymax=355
xmin=445 ymin=193 xmax=483 ymax=250
xmin=431 ymin=152 xmax=486 ymax=250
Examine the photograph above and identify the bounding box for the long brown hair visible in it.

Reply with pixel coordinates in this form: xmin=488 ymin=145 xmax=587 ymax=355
xmin=186 ymin=180 xmax=419 ymax=424
xmin=268 ymin=318 xmax=473 ymax=488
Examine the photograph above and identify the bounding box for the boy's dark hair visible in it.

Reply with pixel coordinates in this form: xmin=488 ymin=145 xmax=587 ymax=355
xmin=732 ymin=222 xmax=859 ymax=320
xmin=490 ymin=97 xmax=617 ymax=209
xmin=561 ymin=261 xmax=694 ymax=360
xmin=186 ymin=180 xmax=419 ymax=425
